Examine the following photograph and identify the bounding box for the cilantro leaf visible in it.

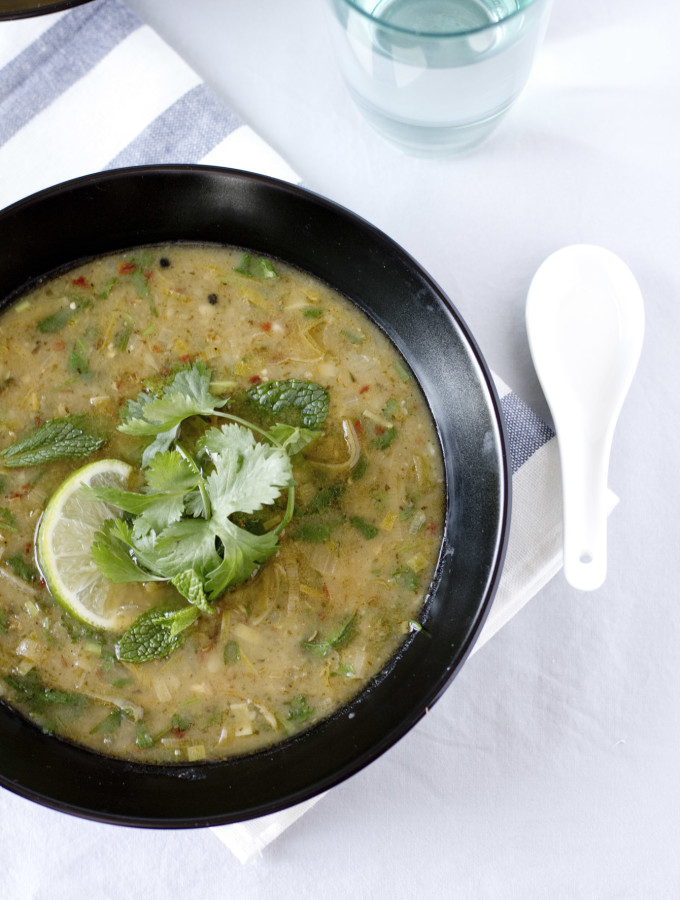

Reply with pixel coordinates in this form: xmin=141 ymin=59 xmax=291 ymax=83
xmin=204 ymin=521 xmax=279 ymax=599
xmin=119 ymin=362 xmax=228 ymax=465
xmin=88 ymin=451 xmax=201 ymax=537
xmin=267 ymin=423 xmax=321 ymax=455
xmin=116 ymin=605 xmax=199 ymax=663
xmin=201 ymin=423 xmax=293 ymax=519
xmin=0 ymin=415 xmax=106 ymax=468
xmin=246 ymin=379 xmax=329 ymax=429
xmin=91 ymin=518 xmax=162 ymax=583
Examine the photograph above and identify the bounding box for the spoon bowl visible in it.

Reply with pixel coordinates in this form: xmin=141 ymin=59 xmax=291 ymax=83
xmin=526 ymin=245 xmax=644 ymax=590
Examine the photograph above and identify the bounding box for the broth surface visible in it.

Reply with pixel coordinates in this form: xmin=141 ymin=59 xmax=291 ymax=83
xmin=0 ymin=244 xmax=444 ymax=763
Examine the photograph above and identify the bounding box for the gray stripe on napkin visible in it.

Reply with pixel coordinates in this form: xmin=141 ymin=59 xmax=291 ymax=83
xmin=500 ymin=392 xmax=554 ymax=473
xmin=105 ymin=84 xmax=242 ymax=169
xmin=0 ymin=0 xmax=140 ymax=147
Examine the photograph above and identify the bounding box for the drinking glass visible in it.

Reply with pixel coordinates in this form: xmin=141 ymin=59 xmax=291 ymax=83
xmin=325 ymin=0 xmax=553 ymax=157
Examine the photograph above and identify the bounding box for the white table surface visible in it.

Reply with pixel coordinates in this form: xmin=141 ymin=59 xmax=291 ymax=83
xmin=2 ymin=0 xmax=679 ymax=896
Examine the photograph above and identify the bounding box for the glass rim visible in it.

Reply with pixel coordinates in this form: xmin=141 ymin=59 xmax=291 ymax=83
xmin=332 ymin=0 xmax=544 ymax=39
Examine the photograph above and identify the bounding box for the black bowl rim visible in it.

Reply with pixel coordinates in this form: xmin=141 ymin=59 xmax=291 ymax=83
xmin=0 ymin=0 xmax=93 ymax=21
xmin=0 ymin=164 xmax=511 ymax=827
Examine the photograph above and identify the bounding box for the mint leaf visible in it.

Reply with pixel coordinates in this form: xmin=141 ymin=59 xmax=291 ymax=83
xmin=246 ymin=379 xmax=329 ymax=429
xmin=233 ymin=253 xmax=278 ymax=279
xmin=171 ymin=569 xmax=214 ymax=613
xmin=0 ymin=415 xmax=106 ymax=467
xmin=116 ymin=605 xmax=199 ymax=663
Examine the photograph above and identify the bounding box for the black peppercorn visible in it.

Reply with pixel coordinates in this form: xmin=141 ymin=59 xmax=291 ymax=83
xmin=159 ymin=257 xmax=171 ymax=268
xmin=208 ymin=293 xmax=218 ymax=305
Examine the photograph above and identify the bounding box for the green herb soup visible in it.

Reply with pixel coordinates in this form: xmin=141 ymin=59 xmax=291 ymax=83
xmin=0 ymin=244 xmax=444 ymax=763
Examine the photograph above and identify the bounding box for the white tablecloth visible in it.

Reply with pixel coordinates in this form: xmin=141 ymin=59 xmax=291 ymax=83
xmin=1 ymin=0 xmax=679 ymax=896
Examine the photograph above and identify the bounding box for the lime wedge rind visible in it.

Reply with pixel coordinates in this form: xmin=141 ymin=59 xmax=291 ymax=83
xmin=36 ymin=458 xmax=133 ymax=631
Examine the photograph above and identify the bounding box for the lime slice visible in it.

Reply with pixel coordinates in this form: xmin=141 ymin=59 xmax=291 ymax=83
xmin=36 ymin=458 xmax=133 ymax=631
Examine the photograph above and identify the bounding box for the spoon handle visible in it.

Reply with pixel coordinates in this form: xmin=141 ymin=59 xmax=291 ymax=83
xmin=559 ymin=425 xmax=612 ymax=591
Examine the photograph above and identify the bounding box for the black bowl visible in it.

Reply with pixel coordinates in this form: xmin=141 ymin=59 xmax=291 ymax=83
xmin=0 ymin=0 xmax=93 ymax=20
xmin=0 ymin=165 xmax=510 ymax=827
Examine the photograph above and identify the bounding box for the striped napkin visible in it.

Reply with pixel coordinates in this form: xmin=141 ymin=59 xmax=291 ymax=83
xmin=0 ymin=0 xmax=571 ymax=863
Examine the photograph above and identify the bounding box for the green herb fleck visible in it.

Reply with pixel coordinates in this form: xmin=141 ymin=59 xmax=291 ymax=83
xmin=330 ymin=663 xmax=355 ymax=678
xmin=135 ymin=720 xmax=154 ymax=749
xmin=390 ymin=566 xmax=419 ymax=592
xmin=383 ymin=397 xmax=398 ymax=420
xmin=67 ymin=338 xmax=90 ymax=375
xmin=291 ymin=520 xmax=341 ymax=543
xmin=303 ymin=308 xmax=324 ymax=319
xmin=223 ymin=640 xmax=240 ymax=665
xmin=6 ymin=554 xmax=37 ymax=582
xmin=349 ymin=516 xmax=378 ymax=540
xmin=351 ymin=454 xmax=368 ymax=480
xmin=0 ymin=507 xmax=17 ymax=533
xmin=287 ymin=695 xmax=315 ymax=723
xmin=4 ymin=670 xmax=86 ymax=713
xmin=303 ymin=615 xmax=357 ymax=658
xmin=113 ymin=314 xmax=134 ymax=351
xmin=171 ymin=712 xmax=192 ymax=733
xmin=306 ymin=484 xmax=345 ymax=514
xmin=342 ymin=329 xmax=364 ymax=345
xmin=234 ymin=253 xmax=278 ymax=280
xmin=96 ymin=277 xmax=116 ymax=299
xmin=0 ymin=610 xmax=9 ymax=633
xmin=392 ymin=360 xmax=411 ymax=383
xmin=372 ymin=426 xmax=397 ymax=450
xmin=37 ymin=298 xmax=91 ymax=334
xmin=90 ymin=708 xmax=124 ymax=735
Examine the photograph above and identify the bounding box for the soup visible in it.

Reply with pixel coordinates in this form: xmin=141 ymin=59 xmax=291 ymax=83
xmin=0 ymin=244 xmax=444 ymax=763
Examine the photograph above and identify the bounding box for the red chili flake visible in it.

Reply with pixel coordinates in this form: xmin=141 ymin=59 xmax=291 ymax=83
xmin=24 ymin=542 xmax=32 ymax=555
xmin=322 ymin=583 xmax=331 ymax=599
xmin=249 ymin=375 xmax=261 ymax=384
xmin=71 ymin=276 xmax=88 ymax=288
xmin=34 ymin=415 xmax=41 ymax=426
xmin=152 ymin=345 xmax=162 ymax=353
xmin=427 ymin=522 xmax=436 ymax=535
xmin=171 ymin=728 xmax=187 ymax=739
xmin=144 ymin=269 xmax=153 ymax=280
xmin=353 ymin=419 xmax=364 ymax=435
xmin=375 ymin=425 xmax=386 ymax=435
xmin=260 ymin=321 xmax=272 ymax=332
xmin=118 ymin=261 xmax=136 ymax=275
xmin=359 ymin=385 xmax=370 ymax=394
xmin=53 ymin=339 xmax=65 ymax=351
xmin=179 ymin=354 xmax=191 ymax=364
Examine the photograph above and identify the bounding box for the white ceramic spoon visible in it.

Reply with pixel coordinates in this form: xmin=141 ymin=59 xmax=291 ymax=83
xmin=526 ymin=245 xmax=644 ymax=591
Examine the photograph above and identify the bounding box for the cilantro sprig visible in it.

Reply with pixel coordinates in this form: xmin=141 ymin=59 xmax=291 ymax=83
xmin=88 ymin=363 xmax=330 ymax=663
